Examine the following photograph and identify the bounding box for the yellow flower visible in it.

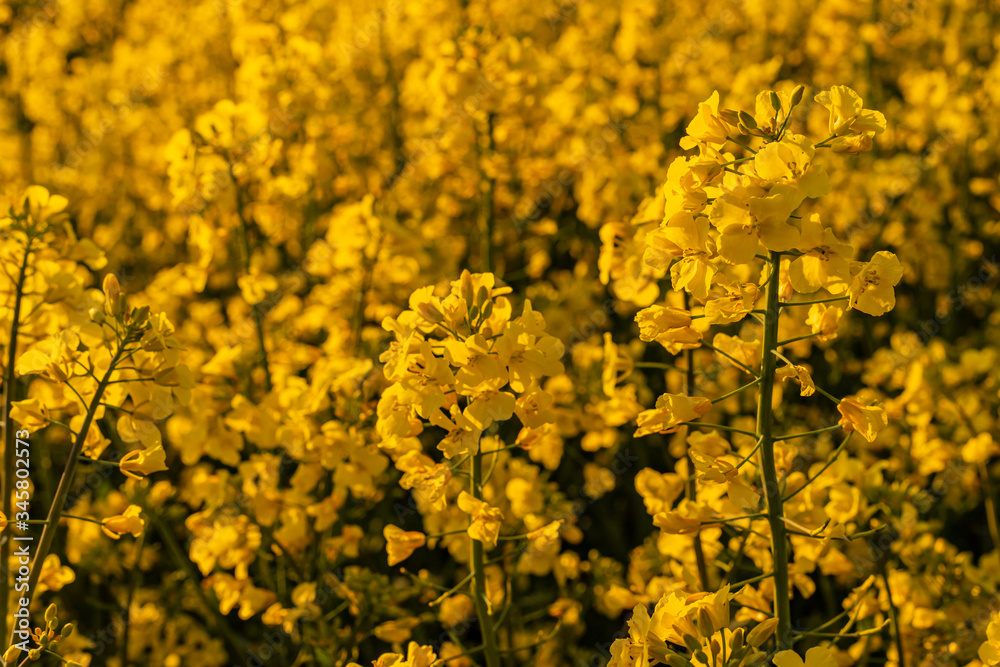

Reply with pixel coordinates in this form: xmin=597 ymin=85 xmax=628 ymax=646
xmin=9 ymin=398 xmax=50 ymax=431
xmin=601 ymin=333 xmax=635 ymax=396
xmin=962 ymin=433 xmax=999 ymax=465
xmin=753 ymin=133 xmax=830 ymax=203
xmin=773 ymin=646 xmax=839 ymax=667
xmin=790 ymin=215 xmax=852 ymax=295
xmin=636 ymin=393 xmax=712 ymax=437
xmin=119 ymin=444 xmax=169 ymax=480
xmin=814 ymin=85 xmax=886 ymax=137
xmin=383 ymin=525 xmax=426 ymax=566
xmin=679 ymin=91 xmax=732 ymax=149
xmin=824 ymin=483 xmax=862 ymax=523
xmin=806 ymin=303 xmax=843 ymax=341
xmin=837 ymin=397 xmax=888 ymax=443
xmin=101 ymin=505 xmax=145 ymax=540
xmin=635 ymin=305 xmax=701 ymax=353
xmin=22 ymin=185 xmax=69 ymax=226
xmin=848 ymin=251 xmax=903 ymax=316
xmin=457 ymin=491 xmax=503 ymax=550
xmin=237 ymin=269 xmax=279 ymax=305
xmin=710 ymin=186 xmax=800 ymax=264
xmin=704 ymin=281 xmax=758 ymax=325
xmin=979 ymin=612 xmax=1000 ymax=665
xmin=776 ymin=364 xmax=816 ymax=397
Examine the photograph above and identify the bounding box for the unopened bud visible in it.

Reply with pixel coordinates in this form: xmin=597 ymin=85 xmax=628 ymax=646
xmin=769 ymin=91 xmax=781 ymax=112
xmin=103 ymin=274 xmax=122 ymax=316
xmin=737 ymin=110 xmax=757 ymax=130
xmin=3 ymin=646 xmax=21 ymax=663
xmin=666 ymin=654 xmax=694 ymax=667
xmin=61 ymin=623 xmax=75 ymax=638
xmin=697 ymin=608 xmax=716 ymax=637
xmin=682 ymin=633 xmax=702 ymax=654
xmin=730 ymin=627 xmax=745 ymax=652
xmin=790 ymin=84 xmax=805 ymax=105
xmin=746 ymin=617 xmax=778 ymax=647
xmin=44 ymin=603 xmax=58 ymax=624
xmin=718 ymin=109 xmax=740 ymax=126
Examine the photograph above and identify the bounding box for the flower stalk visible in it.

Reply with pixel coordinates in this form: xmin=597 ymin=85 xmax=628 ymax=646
xmin=469 ymin=451 xmax=501 ymax=667
xmin=758 ymin=251 xmax=792 ymax=649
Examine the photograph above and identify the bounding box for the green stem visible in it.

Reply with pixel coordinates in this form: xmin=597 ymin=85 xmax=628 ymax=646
xmin=879 ymin=564 xmax=906 ymax=667
xmin=711 ymin=377 xmax=761 ymax=405
xmin=731 ymin=571 xmax=774 ymax=589
xmin=701 ymin=343 xmax=759 ymax=378
xmin=470 ymin=452 xmax=500 ymax=667
xmin=680 ymin=423 xmax=757 ymax=438
xmin=774 ymin=424 xmax=842 ymax=441
xmin=778 ymin=295 xmax=849 ymax=307
xmin=758 ymin=251 xmax=791 ymax=649
xmin=9 ymin=335 xmax=127 ymax=650
xmin=634 ymin=361 xmax=680 ymax=371
xmin=782 ymin=432 xmax=852 ymax=504
xmin=1 ymin=234 xmax=32 ymax=646
xmin=777 ymin=332 xmax=823 ymax=346
xmin=725 ymin=136 xmax=758 ymax=154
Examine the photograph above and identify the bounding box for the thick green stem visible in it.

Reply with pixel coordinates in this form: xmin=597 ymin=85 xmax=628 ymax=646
xmin=469 ymin=453 xmax=500 ymax=667
xmin=1 ymin=236 xmax=32 ymax=651
xmin=758 ymin=251 xmax=791 ymax=649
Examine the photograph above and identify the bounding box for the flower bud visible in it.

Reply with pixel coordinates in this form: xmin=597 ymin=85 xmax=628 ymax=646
xmin=790 ymin=84 xmax=805 ymax=105
xmin=697 ymin=608 xmax=716 ymax=637
xmin=737 ymin=110 xmax=757 ymax=130
xmin=769 ymin=91 xmax=781 ymax=112
xmin=746 ymin=617 xmax=778 ymax=647
xmin=3 ymin=646 xmax=21 ymax=663
xmin=718 ymin=109 xmax=740 ymax=126
xmin=61 ymin=623 xmax=75 ymax=638
xmin=103 ymin=274 xmax=122 ymax=316
xmin=730 ymin=627 xmax=745 ymax=652
xmin=666 ymin=654 xmax=694 ymax=667
xmin=45 ymin=603 xmax=58 ymax=624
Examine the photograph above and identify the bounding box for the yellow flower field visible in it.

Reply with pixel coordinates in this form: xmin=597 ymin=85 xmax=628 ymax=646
xmin=1 ymin=0 xmax=999 ymax=665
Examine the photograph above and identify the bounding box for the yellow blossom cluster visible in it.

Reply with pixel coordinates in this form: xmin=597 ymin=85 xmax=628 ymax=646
xmin=1 ymin=1 xmax=1000 ymax=666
